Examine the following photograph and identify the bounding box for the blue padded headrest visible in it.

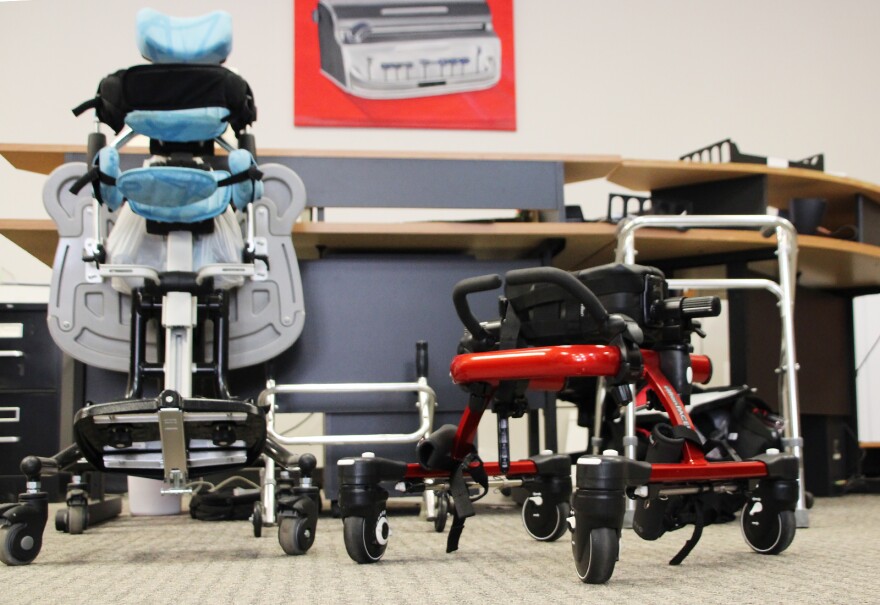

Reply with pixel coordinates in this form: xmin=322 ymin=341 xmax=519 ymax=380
xmin=136 ymin=8 xmax=232 ymax=64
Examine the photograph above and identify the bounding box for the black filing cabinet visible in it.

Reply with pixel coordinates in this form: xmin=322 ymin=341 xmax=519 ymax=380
xmin=0 ymin=304 xmax=63 ymax=502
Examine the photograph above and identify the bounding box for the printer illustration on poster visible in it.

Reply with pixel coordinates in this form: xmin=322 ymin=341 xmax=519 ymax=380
xmin=315 ymin=0 xmax=501 ymax=99
xmin=295 ymin=0 xmax=516 ymax=130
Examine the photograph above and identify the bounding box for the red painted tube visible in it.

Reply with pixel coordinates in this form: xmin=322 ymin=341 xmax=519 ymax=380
xmin=450 ymin=345 xmax=622 ymax=385
xmin=690 ymin=354 xmax=712 ymax=384
xmin=649 ymin=460 xmax=768 ymax=482
xmin=452 ymin=405 xmax=484 ymax=460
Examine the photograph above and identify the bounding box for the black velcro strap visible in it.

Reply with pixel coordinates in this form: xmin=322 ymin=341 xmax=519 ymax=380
xmin=468 ymin=458 xmax=489 ymax=493
xmin=669 ymin=500 xmax=704 ymax=565
xmin=671 ymin=425 xmax=703 ymax=446
xmin=72 ymin=97 xmax=100 ymax=117
xmin=498 ymin=304 xmax=521 ymax=350
xmin=444 ymin=455 xmax=489 ymax=554
xmin=703 ymin=436 xmax=741 ymax=462
xmin=446 ymin=464 xmax=472 ymax=554
xmin=447 ymin=513 xmax=467 ymax=554
xmin=69 ymin=167 xmax=101 ymax=195
xmin=98 ymin=171 xmax=117 ymax=186
xmin=216 ymin=165 xmax=263 ymax=187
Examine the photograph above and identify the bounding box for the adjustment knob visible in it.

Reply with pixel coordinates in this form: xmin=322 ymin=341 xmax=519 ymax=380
xmin=298 ymin=453 xmax=318 ymax=477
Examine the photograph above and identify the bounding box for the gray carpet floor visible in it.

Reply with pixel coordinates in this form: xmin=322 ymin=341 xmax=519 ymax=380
xmin=2 ymin=494 xmax=878 ymax=604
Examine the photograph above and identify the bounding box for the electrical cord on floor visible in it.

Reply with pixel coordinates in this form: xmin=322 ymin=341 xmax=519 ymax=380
xmin=187 ymin=475 xmax=261 ymax=495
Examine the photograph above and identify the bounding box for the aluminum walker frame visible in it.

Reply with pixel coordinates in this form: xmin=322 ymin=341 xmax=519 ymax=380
xmin=612 ymin=215 xmax=806 ymax=527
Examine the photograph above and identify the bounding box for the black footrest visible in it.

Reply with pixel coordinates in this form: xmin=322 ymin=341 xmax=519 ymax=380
xmin=73 ymin=394 xmax=266 ymax=480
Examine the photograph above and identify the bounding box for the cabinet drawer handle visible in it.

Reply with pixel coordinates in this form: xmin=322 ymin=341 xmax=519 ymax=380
xmin=0 ymin=350 xmax=24 ymax=358
xmin=0 ymin=436 xmax=21 ymax=444
xmin=0 ymin=407 xmax=21 ymax=423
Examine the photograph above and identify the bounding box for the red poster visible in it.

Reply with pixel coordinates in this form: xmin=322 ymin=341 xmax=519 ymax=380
xmin=294 ymin=0 xmax=516 ymax=130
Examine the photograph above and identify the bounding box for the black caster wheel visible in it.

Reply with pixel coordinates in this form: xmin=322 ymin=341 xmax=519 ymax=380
xmin=573 ymin=527 xmax=618 ymax=584
xmin=278 ymin=515 xmax=315 ymax=556
xmin=741 ymin=501 xmax=796 ymax=554
xmin=0 ymin=522 xmax=42 ymax=566
xmin=252 ymin=502 xmax=263 ymax=538
xmin=522 ymin=497 xmax=570 ymax=542
xmin=343 ymin=511 xmax=389 ymax=564
xmin=433 ymin=493 xmax=449 ymax=533
xmin=805 ymin=491 xmax=815 ymax=509
xmin=67 ymin=506 xmax=86 ymax=535
xmin=55 ymin=509 xmax=68 ymax=533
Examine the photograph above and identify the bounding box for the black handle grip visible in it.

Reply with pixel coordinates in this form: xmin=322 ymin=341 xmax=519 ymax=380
xmin=86 ymin=131 xmax=107 ymax=166
xmin=415 ymin=340 xmax=428 ymax=379
xmin=452 ymin=274 xmax=502 ymax=343
xmin=660 ymin=296 xmax=721 ymax=320
xmin=681 ymin=296 xmax=721 ymax=318
xmin=505 ymin=267 xmax=610 ymax=325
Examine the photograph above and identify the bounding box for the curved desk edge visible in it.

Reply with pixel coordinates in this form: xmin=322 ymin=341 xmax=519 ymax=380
xmin=3 ymin=218 xmax=879 ymax=291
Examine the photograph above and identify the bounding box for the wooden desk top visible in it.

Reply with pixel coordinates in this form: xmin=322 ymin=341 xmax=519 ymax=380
xmin=607 ymin=159 xmax=880 ymax=229
xmin=2 ymin=144 xmax=879 ymax=290
xmin=5 ymin=144 xmax=877 ymax=209
xmin=0 ymin=143 xmax=621 ymax=184
xmin=3 ymin=218 xmax=878 ymax=290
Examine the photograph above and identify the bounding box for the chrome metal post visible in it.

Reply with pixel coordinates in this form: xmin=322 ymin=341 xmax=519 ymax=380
xmin=614 ymin=215 xmax=807 ymax=526
xmin=262 ymin=379 xmax=277 ymax=526
xmin=160 ymin=231 xmax=196 ymax=493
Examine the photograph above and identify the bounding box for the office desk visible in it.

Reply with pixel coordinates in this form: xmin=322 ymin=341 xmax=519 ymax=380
xmin=3 ymin=218 xmax=880 ymax=290
xmin=3 ymin=145 xmax=879 ymax=497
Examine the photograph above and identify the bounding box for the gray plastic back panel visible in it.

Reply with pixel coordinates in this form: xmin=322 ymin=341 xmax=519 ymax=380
xmin=43 ymin=162 xmax=306 ymax=372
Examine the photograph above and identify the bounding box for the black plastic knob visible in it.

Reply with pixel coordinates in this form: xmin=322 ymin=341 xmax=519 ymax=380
xmin=298 ymin=453 xmax=318 ymax=477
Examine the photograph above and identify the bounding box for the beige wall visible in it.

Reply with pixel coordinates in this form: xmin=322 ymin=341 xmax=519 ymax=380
xmin=2 ymin=0 xmax=878 ymax=198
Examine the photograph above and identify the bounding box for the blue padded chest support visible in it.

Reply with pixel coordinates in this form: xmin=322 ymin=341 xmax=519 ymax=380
xmin=136 ymin=8 xmax=233 ymax=64
xmin=125 ymin=107 xmax=232 ymax=142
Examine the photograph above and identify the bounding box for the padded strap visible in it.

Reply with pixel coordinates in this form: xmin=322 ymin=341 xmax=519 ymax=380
xmin=222 ymin=149 xmax=264 ymax=207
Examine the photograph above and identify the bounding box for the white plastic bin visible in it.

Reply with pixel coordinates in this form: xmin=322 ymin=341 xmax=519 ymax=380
xmin=127 ymin=476 xmax=182 ymax=516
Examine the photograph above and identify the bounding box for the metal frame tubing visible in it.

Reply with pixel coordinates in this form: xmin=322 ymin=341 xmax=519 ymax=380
xmin=614 ymin=215 xmax=807 ymax=525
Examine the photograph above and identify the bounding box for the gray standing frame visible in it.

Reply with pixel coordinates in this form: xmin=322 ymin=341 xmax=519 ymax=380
xmin=42 ymin=162 xmax=307 ymax=373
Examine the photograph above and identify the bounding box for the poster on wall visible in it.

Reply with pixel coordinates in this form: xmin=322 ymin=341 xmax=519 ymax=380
xmin=294 ymin=0 xmax=516 ymax=130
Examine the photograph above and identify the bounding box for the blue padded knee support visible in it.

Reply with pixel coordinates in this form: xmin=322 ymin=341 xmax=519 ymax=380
xmin=228 ymin=149 xmax=263 ymax=207
xmin=121 ymin=168 xmax=232 ymax=223
xmin=97 ymin=147 xmax=124 ymax=211
xmin=117 ymin=166 xmax=219 ymax=208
